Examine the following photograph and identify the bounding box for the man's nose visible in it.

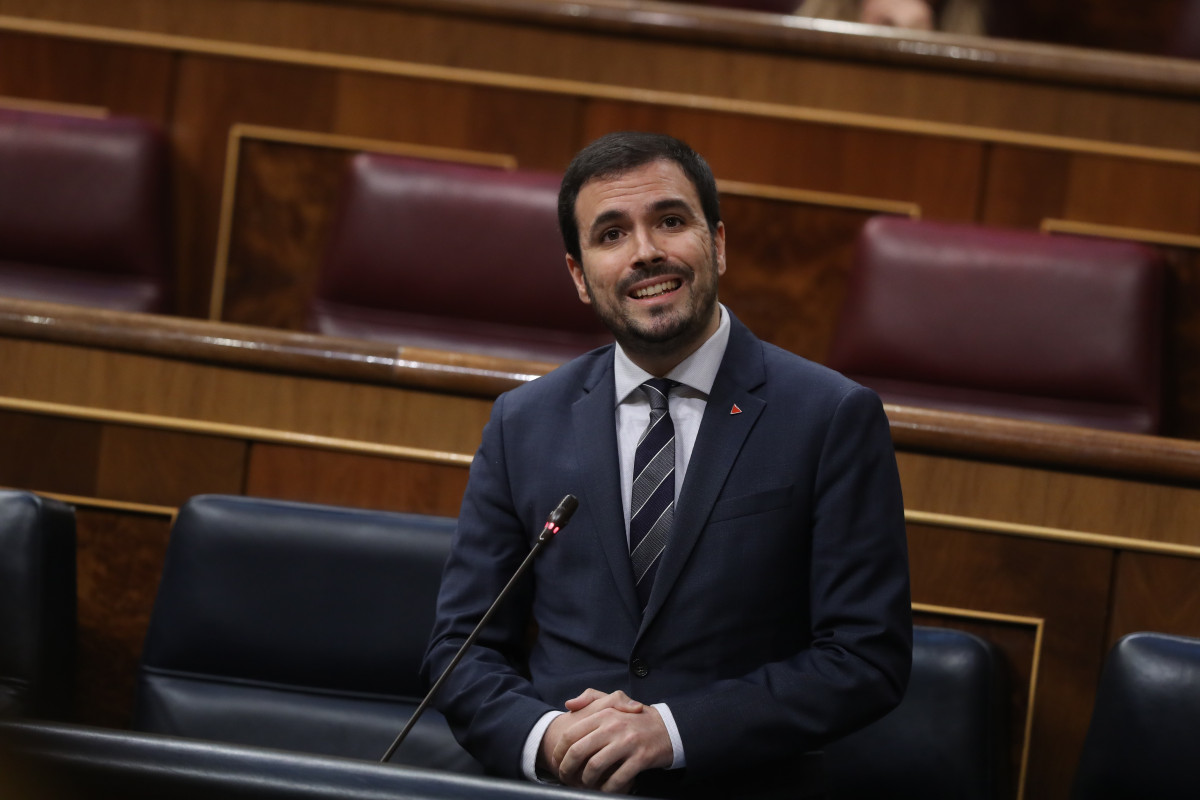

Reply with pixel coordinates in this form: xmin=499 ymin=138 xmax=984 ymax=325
xmin=631 ymin=228 xmax=666 ymax=265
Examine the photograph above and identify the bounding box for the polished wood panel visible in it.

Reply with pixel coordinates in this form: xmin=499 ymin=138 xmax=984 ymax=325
xmin=1108 ymin=551 xmax=1200 ymax=645
xmin=9 ymin=4 xmax=1200 ymax=433
xmin=95 ymin=425 xmax=247 ymax=507
xmin=908 ymin=523 xmax=1115 ymax=800
xmin=897 ymin=450 xmax=1200 ymax=548
xmin=580 ymin=100 xmax=984 ymax=220
xmin=221 ymin=139 xmax=351 ymax=329
xmin=170 ymin=54 xmax=340 ymax=316
xmin=74 ymin=506 xmax=173 ymax=727
xmin=0 ymin=28 xmax=171 ymax=120
xmin=245 ymin=443 xmax=469 ymax=516
xmin=0 ymin=409 xmax=102 ymax=496
xmin=0 ymin=338 xmax=494 ymax=453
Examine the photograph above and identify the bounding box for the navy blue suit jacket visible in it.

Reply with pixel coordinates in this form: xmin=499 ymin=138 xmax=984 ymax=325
xmin=423 ymin=314 xmax=912 ymax=792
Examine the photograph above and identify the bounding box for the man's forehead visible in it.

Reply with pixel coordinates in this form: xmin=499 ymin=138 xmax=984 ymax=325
xmin=575 ymin=159 xmax=700 ymax=220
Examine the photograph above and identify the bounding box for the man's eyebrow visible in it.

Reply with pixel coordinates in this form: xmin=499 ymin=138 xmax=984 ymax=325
xmin=586 ymin=208 xmax=629 ymax=239
xmin=649 ymin=197 xmax=694 ymax=216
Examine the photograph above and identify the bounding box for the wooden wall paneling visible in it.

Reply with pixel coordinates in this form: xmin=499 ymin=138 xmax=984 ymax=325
xmin=170 ymin=54 xmax=341 ymax=316
xmin=327 ymin=72 xmax=585 ymax=171
xmin=219 ymin=138 xmax=353 ymax=328
xmin=577 ymin=100 xmax=985 ymax=220
xmin=94 ymin=424 xmax=247 ymax=506
xmin=74 ymin=504 xmax=174 ymax=727
xmin=980 ymin=145 xmax=1072 ymax=228
xmin=0 ymin=30 xmax=172 ymax=120
xmin=1062 ymin=154 xmax=1200 ymax=235
xmin=906 ymin=523 xmax=1114 ymax=800
xmin=897 ymin=450 xmax=1200 ymax=548
xmin=7 ymin=0 xmax=1200 ymax=151
xmin=1107 ymin=550 xmax=1200 ymax=645
xmin=912 ymin=605 xmax=1042 ymax=800
xmin=244 ymin=443 xmax=470 ymax=516
xmin=0 ymin=409 xmax=102 ymax=496
xmin=0 ymin=339 xmax=496 ymax=453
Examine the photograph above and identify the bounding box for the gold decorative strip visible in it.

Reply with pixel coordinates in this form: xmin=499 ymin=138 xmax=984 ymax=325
xmin=3 ymin=486 xmax=176 ymax=519
xmin=907 ymin=508 xmax=1200 ymax=559
xmin=0 ymin=94 xmax=108 ymax=117
xmin=208 ymin=122 xmax=520 ymax=321
xmin=4 ymin=14 xmax=1200 ymax=168
xmin=1041 ymin=218 xmax=1200 ymax=249
xmin=230 ymin=124 xmax=520 ymax=168
xmin=717 ymin=178 xmax=921 ymax=217
xmin=0 ymin=395 xmax=474 ymax=467
xmin=912 ymin=602 xmax=1042 ymax=800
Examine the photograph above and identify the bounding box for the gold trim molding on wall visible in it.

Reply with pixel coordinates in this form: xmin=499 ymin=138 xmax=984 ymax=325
xmin=717 ymin=178 xmax=922 ymax=218
xmin=1041 ymin=218 xmax=1200 ymax=250
xmin=5 ymin=14 xmax=1200 ymax=168
xmin=7 ymin=394 xmax=1200 ymax=558
xmin=0 ymin=94 xmax=108 ymax=117
xmin=0 ymin=395 xmax=473 ymax=467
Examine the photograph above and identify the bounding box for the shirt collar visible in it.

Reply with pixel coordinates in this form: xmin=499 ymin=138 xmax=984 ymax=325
xmin=614 ymin=304 xmax=731 ymax=404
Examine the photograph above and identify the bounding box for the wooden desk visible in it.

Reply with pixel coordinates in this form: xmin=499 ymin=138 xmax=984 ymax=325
xmin=3 ymin=298 xmax=1200 ymax=798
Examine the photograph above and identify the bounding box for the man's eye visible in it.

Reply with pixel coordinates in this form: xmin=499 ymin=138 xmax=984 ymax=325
xmin=662 ymin=216 xmax=684 ymax=228
xmin=600 ymin=229 xmax=621 ymax=242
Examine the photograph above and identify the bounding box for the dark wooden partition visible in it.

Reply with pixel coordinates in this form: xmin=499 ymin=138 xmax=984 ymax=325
xmin=5 ymin=0 xmax=1200 ymax=434
xmin=4 ymin=299 xmax=1200 ymax=798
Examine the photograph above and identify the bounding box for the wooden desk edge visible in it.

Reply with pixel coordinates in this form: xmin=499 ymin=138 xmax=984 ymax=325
xmin=4 ymin=298 xmax=1199 ymax=484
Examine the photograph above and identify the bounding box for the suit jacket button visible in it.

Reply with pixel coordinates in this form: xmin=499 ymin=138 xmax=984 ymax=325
xmin=631 ymin=658 xmax=650 ymax=678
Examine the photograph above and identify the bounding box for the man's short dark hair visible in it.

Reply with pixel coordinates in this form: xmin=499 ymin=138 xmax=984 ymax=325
xmin=558 ymin=131 xmax=721 ymax=262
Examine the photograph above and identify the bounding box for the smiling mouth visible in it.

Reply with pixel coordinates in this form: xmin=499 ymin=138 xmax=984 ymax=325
xmin=631 ymin=279 xmax=682 ymax=299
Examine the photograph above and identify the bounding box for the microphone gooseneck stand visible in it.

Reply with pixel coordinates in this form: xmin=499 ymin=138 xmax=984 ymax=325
xmin=380 ymin=494 xmax=579 ymax=764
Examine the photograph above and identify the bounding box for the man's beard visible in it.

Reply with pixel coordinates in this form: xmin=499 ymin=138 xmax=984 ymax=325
xmin=582 ymin=246 xmax=720 ymax=360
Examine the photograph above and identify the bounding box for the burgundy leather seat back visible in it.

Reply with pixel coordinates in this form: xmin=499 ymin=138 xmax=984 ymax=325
xmin=0 ymin=108 xmax=172 ymax=312
xmin=828 ymin=217 xmax=1165 ymax=434
xmin=311 ymin=153 xmax=611 ymax=363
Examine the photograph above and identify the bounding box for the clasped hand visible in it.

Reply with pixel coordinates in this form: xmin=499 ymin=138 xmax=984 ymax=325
xmin=538 ymin=688 xmax=674 ymax=794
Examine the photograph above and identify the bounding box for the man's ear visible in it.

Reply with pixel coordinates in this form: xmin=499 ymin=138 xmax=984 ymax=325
xmin=566 ymin=254 xmax=592 ymax=305
xmin=714 ymin=221 xmax=727 ymax=277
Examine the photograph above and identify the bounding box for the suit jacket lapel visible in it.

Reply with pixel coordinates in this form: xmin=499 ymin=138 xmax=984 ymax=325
xmin=641 ymin=316 xmax=767 ymax=628
xmin=571 ymin=352 xmax=643 ymax=626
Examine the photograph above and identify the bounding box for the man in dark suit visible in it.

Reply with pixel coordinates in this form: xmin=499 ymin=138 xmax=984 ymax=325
xmin=423 ymin=132 xmax=911 ymax=798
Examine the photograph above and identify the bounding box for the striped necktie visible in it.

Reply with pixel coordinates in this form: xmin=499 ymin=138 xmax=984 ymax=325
xmin=630 ymin=378 xmax=677 ymax=610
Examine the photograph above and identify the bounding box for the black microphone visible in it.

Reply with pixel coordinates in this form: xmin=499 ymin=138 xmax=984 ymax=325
xmin=381 ymin=494 xmax=579 ymax=763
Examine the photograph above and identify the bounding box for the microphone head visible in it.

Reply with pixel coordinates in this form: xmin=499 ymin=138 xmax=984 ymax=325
xmin=546 ymin=494 xmax=579 ymax=528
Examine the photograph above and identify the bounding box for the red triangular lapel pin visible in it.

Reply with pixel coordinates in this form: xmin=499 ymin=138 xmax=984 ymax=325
xmin=730 ymin=404 xmax=742 ymax=415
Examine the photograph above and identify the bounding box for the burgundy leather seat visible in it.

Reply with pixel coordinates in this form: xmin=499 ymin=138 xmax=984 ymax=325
xmin=0 ymin=108 xmax=173 ymax=313
xmin=310 ymin=153 xmax=612 ymax=363
xmin=827 ymin=217 xmax=1165 ymax=434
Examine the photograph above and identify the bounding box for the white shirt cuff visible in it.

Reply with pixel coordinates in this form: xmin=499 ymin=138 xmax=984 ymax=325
xmin=653 ymin=702 xmax=686 ymax=770
xmin=522 ymin=710 xmax=564 ymax=782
